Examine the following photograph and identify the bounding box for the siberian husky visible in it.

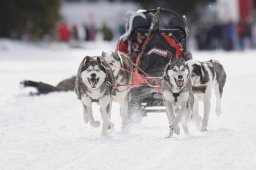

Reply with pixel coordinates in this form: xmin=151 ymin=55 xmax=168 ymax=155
xmin=161 ymin=59 xmax=194 ymax=137
xmin=186 ymin=59 xmax=226 ymax=131
xmin=74 ymin=56 xmax=115 ymax=136
xmin=20 ymin=76 xmax=75 ymax=95
xmin=101 ymin=51 xmax=133 ymax=130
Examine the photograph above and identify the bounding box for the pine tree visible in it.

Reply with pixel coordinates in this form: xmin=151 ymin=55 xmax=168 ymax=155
xmin=0 ymin=0 xmax=60 ymax=39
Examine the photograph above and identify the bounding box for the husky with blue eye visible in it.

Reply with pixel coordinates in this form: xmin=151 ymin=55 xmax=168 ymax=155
xmin=186 ymin=59 xmax=226 ymax=131
xmin=161 ymin=59 xmax=194 ymax=138
xmin=74 ymin=56 xmax=115 ymax=136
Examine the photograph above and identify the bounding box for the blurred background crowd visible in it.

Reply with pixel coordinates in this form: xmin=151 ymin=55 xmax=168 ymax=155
xmin=0 ymin=0 xmax=255 ymax=51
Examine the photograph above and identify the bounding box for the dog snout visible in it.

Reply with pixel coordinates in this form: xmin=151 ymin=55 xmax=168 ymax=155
xmin=178 ymin=75 xmax=183 ymax=79
xmin=91 ymin=73 xmax=96 ymax=78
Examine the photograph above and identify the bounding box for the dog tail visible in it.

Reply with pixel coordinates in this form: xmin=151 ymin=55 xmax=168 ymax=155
xmin=210 ymin=60 xmax=227 ymax=97
xmin=20 ymin=80 xmax=58 ymax=94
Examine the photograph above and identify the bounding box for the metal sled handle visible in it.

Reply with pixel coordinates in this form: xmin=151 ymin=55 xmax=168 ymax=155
xmin=141 ymin=8 xmax=187 ymax=36
xmin=142 ymin=8 xmax=185 ymax=22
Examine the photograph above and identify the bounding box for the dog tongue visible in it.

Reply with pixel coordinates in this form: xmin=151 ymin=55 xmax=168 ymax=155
xmin=177 ymin=80 xmax=184 ymax=87
xmin=90 ymin=78 xmax=97 ymax=86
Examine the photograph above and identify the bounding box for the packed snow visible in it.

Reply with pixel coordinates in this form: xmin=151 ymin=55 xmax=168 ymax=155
xmin=0 ymin=39 xmax=256 ymax=170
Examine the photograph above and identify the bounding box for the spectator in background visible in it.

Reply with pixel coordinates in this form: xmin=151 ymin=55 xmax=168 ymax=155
xmin=87 ymin=23 xmax=97 ymax=41
xmin=77 ymin=24 xmax=85 ymax=42
xmin=237 ymin=20 xmax=246 ymax=50
xmin=210 ymin=22 xmax=222 ymax=50
xmin=244 ymin=21 xmax=253 ymax=49
xmin=117 ymin=23 xmax=125 ymax=37
xmin=70 ymin=25 xmax=78 ymax=41
xmin=84 ymin=24 xmax=89 ymax=41
xmin=101 ymin=23 xmax=113 ymax=41
xmin=58 ymin=21 xmax=69 ymax=42
xmin=252 ymin=22 xmax=256 ymax=48
xmin=195 ymin=22 xmax=208 ymax=50
xmin=222 ymin=21 xmax=236 ymax=51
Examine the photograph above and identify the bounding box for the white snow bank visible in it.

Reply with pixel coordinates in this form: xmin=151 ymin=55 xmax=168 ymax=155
xmin=0 ymin=40 xmax=256 ymax=170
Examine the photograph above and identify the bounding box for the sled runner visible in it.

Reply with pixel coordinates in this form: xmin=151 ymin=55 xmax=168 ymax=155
xmin=117 ymin=7 xmax=189 ymax=116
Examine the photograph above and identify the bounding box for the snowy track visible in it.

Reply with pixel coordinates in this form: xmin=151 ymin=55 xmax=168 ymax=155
xmin=0 ymin=40 xmax=256 ymax=170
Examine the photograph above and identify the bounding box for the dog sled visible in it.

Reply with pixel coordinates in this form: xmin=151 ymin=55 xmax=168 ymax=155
xmin=116 ymin=7 xmax=189 ymax=116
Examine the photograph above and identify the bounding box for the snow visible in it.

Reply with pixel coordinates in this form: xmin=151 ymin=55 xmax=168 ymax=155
xmin=0 ymin=39 xmax=256 ymax=170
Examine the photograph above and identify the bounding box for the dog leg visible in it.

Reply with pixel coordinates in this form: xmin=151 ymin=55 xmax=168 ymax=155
xmin=100 ymin=105 xmax=111 ymax=136
xmin=182 ymin=105 xmax=192 ymax=136
xmin=171 ymin=105 xmax=187 ymax=135
xmin=193 ymin=97 xmax=199 ymax=118
xmin=215 ymin=83 xmax=222 ymax=116
xmin=82 ymin=97 xmax=100 ymax=128
xmin=201 ymin=93 xmax=211 ymax=131
xmin=99 ymin=96 xmax=112 ymax=136
xmin=193 ymin=98 xmax=202 ymax=129
xmin=120 ymin=96 xmax=129 ymax=131
xmin=83 ymin=106 xmax=89 ymax=123
xmin=165 ymin=101 xmax=180 ymax=137
xmin=84 ymin=105 xmax=100 ymax=128
xmin=182 ymin=122 xmax=189 ymax=136
xmin=165 ymin=101 xmax=175 ymax=137
xmin=107 ymin=101 xmax=114 ymax=130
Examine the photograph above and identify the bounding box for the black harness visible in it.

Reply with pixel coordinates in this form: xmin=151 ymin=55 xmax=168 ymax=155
xmin=172 ymin=92 xmax=180 ymax=102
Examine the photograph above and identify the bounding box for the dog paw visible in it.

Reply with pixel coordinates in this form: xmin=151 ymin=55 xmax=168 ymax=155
xmin=108 ymin=122 xmax=114 ymax=130
xmin=101 ymin=131 xmax=108 ymax=136
xmin=215 ymin=109 xmax=221 ymax=116
xmin=195 ymin=118 xmax=202 ymax=129
xmin=201 ymin=127 xmax=207 ymax=132
xmin=91 ymin=121 xmax=100 ymax=128
xmin=169 ymin=124 xmax=180 ymax=135
xmin=121 ymin=124 xmax=129 ymax=132
xmin=83 ymin=116 xmax=89 ymax=124
xmin=165 ymin=130 xmax=174 ymax=138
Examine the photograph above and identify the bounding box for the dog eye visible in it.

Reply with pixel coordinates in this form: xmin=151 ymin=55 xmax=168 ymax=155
xmin=87 ymin=69 xmax=92 ymax=72
xmin=95 ymin=68 xmax=100 ymax=72
xmin=191 ymin=73 xmax=196 ymax=77
xmin=181 ymin=68 xmax=185 ymax=72
xmin=173 ymin=69 xmax=177 ymax=72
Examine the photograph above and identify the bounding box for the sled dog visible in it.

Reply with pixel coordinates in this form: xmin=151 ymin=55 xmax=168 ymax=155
xmin=186 ymin=59 xmax=226 ymax=131
xmin=20 ymin=76 xmax=75 ymax=95
xmin=101 ymin=51 xmax=133 ymax=130
xmin=75 ymin=56 xmax=115 ymax=136
xmin=161 ymin=59 xmax=194 ymax=137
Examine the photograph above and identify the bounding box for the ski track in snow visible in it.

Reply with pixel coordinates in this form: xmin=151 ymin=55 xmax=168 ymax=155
xmin=0 ymin=40 xmax=256 ymax=170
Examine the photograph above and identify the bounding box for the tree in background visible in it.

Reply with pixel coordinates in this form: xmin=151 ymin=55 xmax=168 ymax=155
xmin=101 ymin=23 xmax=113 ymax=41
xmin=0 ymin=0 xmax=60 ymax=40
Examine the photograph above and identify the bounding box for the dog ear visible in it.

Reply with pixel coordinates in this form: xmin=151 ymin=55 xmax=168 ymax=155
xmin=97 ymin=56 xmax=102 ymax=64
xmin=185 ymin=63 xmax=191 ymax=78
xmin=164 ymin=75 xmax=169 ymax=81
xmin=177 ymin=57 xmax=185 ymax=66
xmin=112 ymin=51 xmax=120 ymax=61
xmin=101 ymin=51 xmax=106 ymax=58
xmin=75 ymin=56 xmax=89 ymax=100
xmin=185 ymin=63 xmax=190 ymax=71
xmin=83 ymin=56 xmax=90 ymax=65
xmin=101 ymin=59 xmax=116 ymax=87
xmin=164 ymin=63 xmax=170 ymax=81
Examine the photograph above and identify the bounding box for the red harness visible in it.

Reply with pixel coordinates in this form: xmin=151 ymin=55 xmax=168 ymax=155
xmin=132 ymin=34 xmax=183 ymax=90
xmin=116 ymin=33 xmax=183 ymax=91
